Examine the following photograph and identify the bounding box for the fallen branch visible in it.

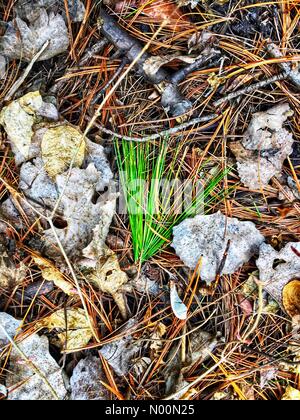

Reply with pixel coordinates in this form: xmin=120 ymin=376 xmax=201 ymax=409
xmin=97 ymin=8 xmax=193 ymax=117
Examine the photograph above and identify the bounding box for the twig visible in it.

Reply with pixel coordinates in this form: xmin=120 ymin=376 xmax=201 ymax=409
xmin=213 ymin=73 xmax=286 ymax=107
xmin=171 ymin=52 xmax=221 ymax=85
xmin=266 ymin=42 xmax=300 ymax=90
xmin=78 ymin=38 xmax=108 ymax=66
xmin=87 ymin=113 xmax=220 ymax=142
xmin=98 ymin=8 xmax=192 ymax=117
xmin=4 ymin=41 xmax=50 ymax=101
xmin=92 ymin=56 xmax=129 ymax=104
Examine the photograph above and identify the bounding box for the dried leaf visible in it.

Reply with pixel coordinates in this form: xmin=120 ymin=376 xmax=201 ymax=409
xmin=41 ymin=125 xmax=86 ymax=178
xmin=0 ymin=249 xmax=27 ymax=291
xmin=36 ymin=308 xmax=94 ymax=351
xmin=283 ymin=280 xmax=300 ymax=318
xmin=16 ymin=0 xmax=86 ymax=22
xmin=0 ymin=92 xmax=115 ymax=260
xmin=170 ymin=281 xmax=188 ymax=320
xmin=138 ymin=0 xmax=191 ymax=28
xmin=172 ymin=211 xmax=264 ymax=283
xmin=143 ymin=54 xmax=201 ymax=79
xmin=282 ymin=386 xmax=300 ymax=401
xmin=83 ymin=246 xmax=129 ymax=319
xmin=0 ymin=8 xmax=69 ymax=62
xmin=149 ymin=322 xmax=167 ymax=359
xmin=33 ymin=255 xmax=75 ymax=295
xmin=188 ymin=30 xmax=216 ymax=54
xmin=99 ymin=319 xmax=141 ymax=376
xmin=0 ymin=91 xmax=59 ymax=165
xmin=230 ymin=104 xmax=294 ymax=189
xmin=70 ymin=356 xmax=109 ymax=400
xmin=257 ymin=242 xmax=300 ymax=311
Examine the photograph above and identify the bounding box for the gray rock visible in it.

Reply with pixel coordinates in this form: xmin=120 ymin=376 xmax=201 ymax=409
xmin=172 ymin=211 xmax=264 ymax=283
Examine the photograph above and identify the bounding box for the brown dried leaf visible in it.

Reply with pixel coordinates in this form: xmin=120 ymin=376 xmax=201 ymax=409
xmin=0 ymin=250 xmax=26 ymax=291
xmin=283 ymin=280 xmax=300 ymax=318
xmin=83 ymin=246 xmax=129 ymax=319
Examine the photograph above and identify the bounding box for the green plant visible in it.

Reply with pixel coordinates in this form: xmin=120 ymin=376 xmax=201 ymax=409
xmin=115 ymin=139 xmax=228 ymax=263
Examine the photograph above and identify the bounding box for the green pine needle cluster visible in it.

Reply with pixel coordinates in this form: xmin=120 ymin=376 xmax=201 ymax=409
xmin=115 ymin=139 xmax=228 ymax=263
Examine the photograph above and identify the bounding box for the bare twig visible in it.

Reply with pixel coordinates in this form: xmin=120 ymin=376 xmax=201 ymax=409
xmin=87 ymin=113 xmax=220 ymax=142
xmin=92 ymin=56 xmax=128 ymax=104
xmin=213 ymin=73 xmax=286 ymax=107
xmin=78 ymin=38 xmax=108 ymax=66
xmin=266 ymin=42 xmax=300 ymax=89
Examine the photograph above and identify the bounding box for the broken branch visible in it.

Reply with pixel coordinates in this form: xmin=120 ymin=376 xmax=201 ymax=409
xmin=97 ymin=8 xmax=192 ymax=117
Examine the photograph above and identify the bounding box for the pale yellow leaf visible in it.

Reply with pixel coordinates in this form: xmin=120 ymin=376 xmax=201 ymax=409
xmin=37 ymin=308 xmax=93 ymax=352
xmin=282 ymin=386 xmax=300 ymax=400
xmin=87 ymin=247 xmax=128 ymax=319
xmin=33 ymin=256 xmax=75 ymax=296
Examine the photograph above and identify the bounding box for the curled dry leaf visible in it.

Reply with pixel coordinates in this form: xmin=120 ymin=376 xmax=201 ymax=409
xmin=230 ymin=103 xmax=294 ymax=189
xmin=282 ymin=280 xmax=300 ymax=319
xmin=0 ymin=91 xmax=59 ymax=165
xmin=0 ymin=248 xmax=27 ymax=291
xmin=143 ymin=53 xmax=204 ymax=80
xmin=170 ymin=281 xmax=188 ymax=320
xmin=36 ymin=308 xmax=94 ymax=352
xmin=82 ymin=246 xmax=129 ymax=319
xmin=188 ymin=30 xmax=216 ymax=54
xmin=257 ymin=242 xmax=300 ymax=312
xmin=33 ymin=255 xmax=75 ymax=295
xmin=16 ymin=0 xmax=86 ymax=22
xmin=149 ymin=322 xmax=167 ymax=359
xmin=0 ymin=8 xmax=69 ymax=62
xmin=70 ymin=356 xmax=109 ymax=400
xmin=172 ymin=211 xmax=264 ymax=283
xmin=282 ymin=386 xmax=300 ymax=401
